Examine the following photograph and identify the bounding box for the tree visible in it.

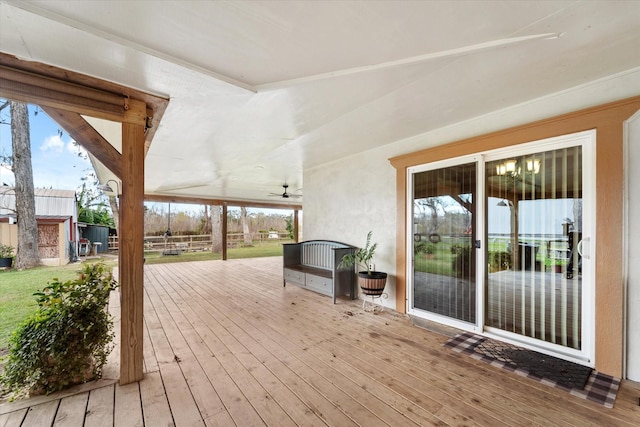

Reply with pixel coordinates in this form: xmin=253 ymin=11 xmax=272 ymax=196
xmin=77 ymin=182 xmax=114 ymax=227
xmin=10 ymin=101 xmax=40 ymax=269
xmin=240 ymin=206 xmax=252 ymax=246
xmin=107 ymin=195 xmax=119 ymax=233
xmin=74 ymin=146 xmax=119 ymax=234
xmin=210 ymin=205 xmax=222 ymax=253
xmin=285 ymin=216 xmax=294 ymax=240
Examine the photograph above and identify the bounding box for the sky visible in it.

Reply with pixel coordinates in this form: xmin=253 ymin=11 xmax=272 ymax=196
xmin=0 ymin=104 xmax=91 ymax=190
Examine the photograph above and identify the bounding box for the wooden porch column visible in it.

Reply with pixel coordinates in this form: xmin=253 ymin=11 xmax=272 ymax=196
xmin=293 ymin=209 xmax=299 ymax=243
xmin=222 ymin=203 xmax=228 ymax=261
xmin=119 ymin=111 xmax=146 ymax=384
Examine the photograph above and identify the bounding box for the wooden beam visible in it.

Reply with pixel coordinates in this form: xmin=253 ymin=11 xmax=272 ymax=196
xmin=0 ymin=65 xmax=146 ymax=126
xmin=0 ymin=53 xmax=169 ymax=146
xmin=222 ymin=203 xmax=228 ymax=261
xmin=144 ymin=194 xmax=302 ymax=211
xmin=119 ymin=121 xmax=146 ymax=384
xmin=40 ymin=107 xmax=123 ymax=178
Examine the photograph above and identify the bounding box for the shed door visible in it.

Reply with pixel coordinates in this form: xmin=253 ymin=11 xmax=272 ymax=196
xmin=38 ymin=224 xmax=59 ymax=258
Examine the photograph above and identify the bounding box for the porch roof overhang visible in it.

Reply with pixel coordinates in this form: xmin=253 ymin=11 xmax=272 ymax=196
xmin=1 ymin=1 xmax=640 ymax=207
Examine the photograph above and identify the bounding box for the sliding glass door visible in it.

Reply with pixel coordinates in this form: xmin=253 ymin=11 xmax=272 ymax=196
xmin=410 ymin=160 xmax=477 ymax=326
xmin=485 ymin=141 xmax=591 ymax=354
xmin=408 ymin=131 xmax=595 ymax=362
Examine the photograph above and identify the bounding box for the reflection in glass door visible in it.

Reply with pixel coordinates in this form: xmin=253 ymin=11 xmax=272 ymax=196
xmin=411 ymin=162 xmax=476 ymax=324
xmin=485 ymin=146 xmax=584 ymax=350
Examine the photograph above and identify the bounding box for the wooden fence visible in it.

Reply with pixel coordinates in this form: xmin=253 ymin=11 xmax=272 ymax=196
xmin=108 ymin=232 xmax=291 ymax=252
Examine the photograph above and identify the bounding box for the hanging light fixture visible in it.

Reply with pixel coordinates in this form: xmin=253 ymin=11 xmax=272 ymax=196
xmin=97 ymin=179 xmax=120 ymax=196
xmin=495 ymin=158 xmax=540 ymax=176
xmin=526 ymin=158 xmax=541 ymax=174
xmin=165 ymin=203 xmax=172 ymax=237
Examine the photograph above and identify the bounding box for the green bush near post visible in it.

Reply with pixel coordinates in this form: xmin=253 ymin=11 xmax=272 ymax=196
xmin=0 ymin=263 xmax=118 ymax=398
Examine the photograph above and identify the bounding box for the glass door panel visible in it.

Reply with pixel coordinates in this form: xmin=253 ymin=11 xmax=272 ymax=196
xmin=485 ymin=146 xmax=583 ymax=350
xmin=412 ymin=162 xmax=476 ymax=323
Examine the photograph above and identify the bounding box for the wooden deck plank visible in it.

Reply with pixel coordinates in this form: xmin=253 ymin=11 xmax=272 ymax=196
xmin=3 ymin=257 xmax=640 ymax=426
xmin=298 ymin=294 xmax=637 ymax=427
xmin=184 ymin=260 xmax=636 ymax=427
xmin=176 ymin=263 xmax=443 ymax=426
xmin=138 ymin=371 xmax=174 ymax=427
xmin=153 ymin=264 xmax=358 ymax=425
xmin=303 ymin=277 xmax=640 ymax=426
xmin=0 ymin=409 xmax=27 ymax=427
xmin=84 ymin=385 xmax=114 ymax=427
xmin=52 ymin=393 xmax=88 ymax=427
xmin=103 ymin=290 xmax=121 ymax=381
xmin=268 ymin=275 xmax=620 ymax=426
xmin=114 ymin=382 xmax=142 ymax=427
xmin=141 ymin=277 xmax=205 ymax=427
xmin=0 ymin=380 xmax=117 ymax=416
xmin=181 ymin=262 xmax=510 ymax=424
xmin=277 ymin=291 xmax=580 ymax=425
xmin=177 ymin=273 xmax=419 ymax=425
xmin=145 ymin=269 xmax=237 ymax=425
xmin=146 ymin=267 xmax=265 ymax=426
xmin=156 ymin=265 xmax=347 ymax=427
xmin=142 ymin=318 xmax=159 ymax=374
xmin=142 ymin=281 xmax=176 ymax=365
xmin=156 ymin=267 xmax=305 ymax=427
xmin=145 ymin=258 xmax=640 ymax=426
xmin=22 ymin=400 xmax=59 ymax=427
xmin=183 ymin=262 xmax=499 ymax=426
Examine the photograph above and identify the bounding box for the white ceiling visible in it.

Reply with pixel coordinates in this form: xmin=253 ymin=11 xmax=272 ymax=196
xmin=2 ymin=0 xmax=640 ymax=206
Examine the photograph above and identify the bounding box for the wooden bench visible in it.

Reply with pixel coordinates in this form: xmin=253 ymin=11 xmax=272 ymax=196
xmin=283 ymin=240 xmax=356 ymax=303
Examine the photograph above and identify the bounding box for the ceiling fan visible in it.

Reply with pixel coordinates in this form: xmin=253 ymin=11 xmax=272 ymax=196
xmin=269 ymin=184 xmax=302 ymax=199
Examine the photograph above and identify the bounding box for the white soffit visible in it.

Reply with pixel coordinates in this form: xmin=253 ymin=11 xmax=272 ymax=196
xmin=1 ymin=0 xmax=639 ymax=205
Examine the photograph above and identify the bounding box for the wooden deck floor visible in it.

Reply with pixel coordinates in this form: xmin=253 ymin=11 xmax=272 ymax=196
xmin=1 ymin=257 xmax=639 ymax=426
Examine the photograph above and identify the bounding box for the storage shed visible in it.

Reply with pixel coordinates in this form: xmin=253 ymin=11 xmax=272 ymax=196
xmin=0 ymin=187 xmax=79 ymax=266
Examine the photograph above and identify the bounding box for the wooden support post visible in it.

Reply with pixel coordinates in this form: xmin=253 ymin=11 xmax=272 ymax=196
xmin=119 ymin=121 xmax=145 ymax=384
xmin=293 ymin=209 xmax=299 ymax=243
xmin=222 ymin=203 xmax=228 ymax=261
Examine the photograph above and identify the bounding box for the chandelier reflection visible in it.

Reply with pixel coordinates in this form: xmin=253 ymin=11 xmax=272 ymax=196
xmin=495 ymin=158 xmax=540 ymax=176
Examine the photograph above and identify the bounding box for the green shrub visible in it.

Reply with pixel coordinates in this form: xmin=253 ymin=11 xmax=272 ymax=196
xmin=488 ymin=250 xmax=512 ymax=272
xmin=0 ymin=244 xmax=15 ymax=258
xmin=0 ymin=263 xmax=118 ymax=397
xmin=452 ymin=245 xmax=472 ymax=278
xmin=414 ymin=241 xmax=436 ymax=256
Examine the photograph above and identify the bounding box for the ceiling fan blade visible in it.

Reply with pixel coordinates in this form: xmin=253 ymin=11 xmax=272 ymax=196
xmin=267 ymin=184 xmax=302 ymax=199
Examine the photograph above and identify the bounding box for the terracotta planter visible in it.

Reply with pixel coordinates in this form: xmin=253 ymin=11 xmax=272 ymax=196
xmin=358 ymin=271 xmax=388 ymax=296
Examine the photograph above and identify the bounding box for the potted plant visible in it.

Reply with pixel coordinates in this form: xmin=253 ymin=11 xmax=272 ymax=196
xmin=338 ymin=231 xmax=387 ymax=296
xmin=0 ymin=244 xmax=15 ymax=268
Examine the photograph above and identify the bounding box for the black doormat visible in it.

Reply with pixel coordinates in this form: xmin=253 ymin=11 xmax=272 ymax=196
xmin=474 ymin=339 xmax=592 ymax=389
xmin=444 ymin=332 xmax=621 ymax=408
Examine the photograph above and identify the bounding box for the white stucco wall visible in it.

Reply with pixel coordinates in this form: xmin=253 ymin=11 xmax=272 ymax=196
xmin=303 ymin=68 xmax=640 ymax=315
xmin=304 ymin=146 xmax=399 ymax=308
xmin=625 ymin=111 xmax=640 ymax=381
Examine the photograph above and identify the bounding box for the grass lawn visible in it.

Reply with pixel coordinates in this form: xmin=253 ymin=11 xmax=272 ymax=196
xmin=0 ymin=241 xmax=288 ymax=351
xmin=144 ymin=240 xmax=288 ymax=264
xmin=0 ymin=262 xmax=101 ymax=352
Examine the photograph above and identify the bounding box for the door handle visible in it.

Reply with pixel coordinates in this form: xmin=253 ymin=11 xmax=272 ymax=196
xmin=577 ymin=238 xmax=589 ymax=259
